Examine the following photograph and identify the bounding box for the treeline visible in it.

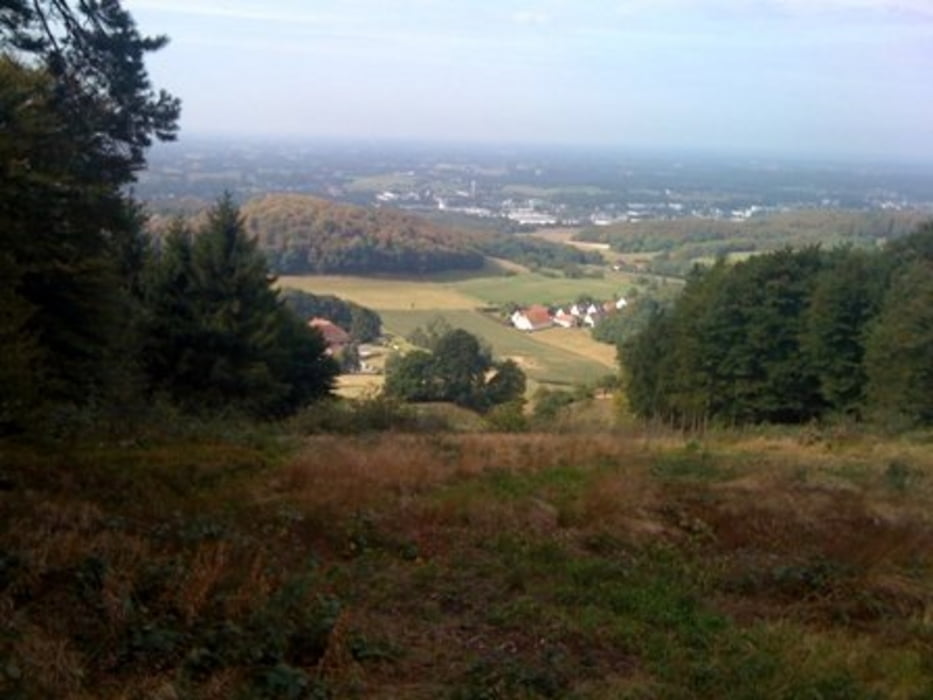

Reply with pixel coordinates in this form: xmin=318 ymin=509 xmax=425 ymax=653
xmin=1 ymin=2 xmax=338 ymax=434
xmin=623 ymin=224 xmax=933 ymax=428
xmin=240 ymin=194 xmax=485 ymax=274
xmin=475 ymin=234 xmax=603 ymax=271
xmin=577 ymin=211 xmax=927 ymax=276
xmin=280 ymin=290 xmax=382 ymax=343
xmin=154 ymin=193 xmax=605 ymax=277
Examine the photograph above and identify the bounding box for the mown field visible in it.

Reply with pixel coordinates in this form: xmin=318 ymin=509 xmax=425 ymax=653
xmin=379 ymin=309 xmax=614 ymax=387
xmin=279 ymin=268 xmax=628 ymax=387
xmin=4 ymin=427 xmax=931 ymax=697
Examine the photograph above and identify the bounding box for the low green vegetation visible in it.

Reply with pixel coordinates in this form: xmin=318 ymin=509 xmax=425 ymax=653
xmin=577 ymin=210 xmax=927 ymax=276
xmin=385 ymin=326 xmax=526 ymax=412
xmin=4 ymin=427 xmax=932 ymax=697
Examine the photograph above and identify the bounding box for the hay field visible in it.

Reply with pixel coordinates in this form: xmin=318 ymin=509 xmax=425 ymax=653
xmin=278 ymin=274 xmax=480 ymax=310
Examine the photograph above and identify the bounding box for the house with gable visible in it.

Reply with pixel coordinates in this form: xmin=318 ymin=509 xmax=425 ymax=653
xmin=308 ymin=317 xmax=351 ymax=356
xmin=510 ymin=304 xmax=553 ymax=332
xmin=553 ymin=310 xmax=576 ymax=329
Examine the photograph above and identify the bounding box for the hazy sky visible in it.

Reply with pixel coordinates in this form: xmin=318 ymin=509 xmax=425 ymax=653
xmin=127 ymin=0 xmax=933 ymax=160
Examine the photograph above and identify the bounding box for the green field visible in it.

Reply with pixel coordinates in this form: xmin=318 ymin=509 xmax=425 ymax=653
xmin=281 ymin=267 xmax=637 ymax=387
xmin=380 ymin=309 xmax=612 ymax=386
xmin=451 ymin=270 xmax=635 ymax=306
xmin=345 ymin=172 xmax=419 ymax=192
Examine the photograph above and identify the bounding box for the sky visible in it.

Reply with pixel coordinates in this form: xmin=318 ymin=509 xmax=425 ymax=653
xmin=126 ymin=0 xmax=933 ymax=161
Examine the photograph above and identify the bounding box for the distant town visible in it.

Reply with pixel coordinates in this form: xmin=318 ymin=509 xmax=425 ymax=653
xmin=138 ymin=138 xmax=933 ymax=228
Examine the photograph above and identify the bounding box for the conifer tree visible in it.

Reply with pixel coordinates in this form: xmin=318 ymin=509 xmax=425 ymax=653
xmin=144 ymin=195 xmax=337 ymax=416
xmin=864 ymin=260 xmax=933 ymax=427
xmin=1 ymin=1 xmax=179 ymax=424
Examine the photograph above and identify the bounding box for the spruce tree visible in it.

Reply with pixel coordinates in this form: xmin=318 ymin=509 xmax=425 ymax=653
xmin=144 ymin=195 xmax=337 ymax=417
xmin=864 ymin=260 xmax=933 ymax=427
xmin=0 ymin=2 xmax=179 ymax=425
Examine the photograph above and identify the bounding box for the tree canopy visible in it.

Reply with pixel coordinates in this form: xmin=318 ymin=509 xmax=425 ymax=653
xmin=622 ymin=223 xmax=933 ymax=428
xmin=0 ymin=3 xmax=339 ymax=430
xmin=143 ymin=195 xmax=338 ymax=417
xmin=385 ymin=327 xmax=525 ymax=412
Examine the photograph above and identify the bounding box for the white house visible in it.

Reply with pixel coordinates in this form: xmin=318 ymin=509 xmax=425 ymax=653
xmin=553 ymin=311 xmax=576 ymax=329
xmin=510 ymin=305 xmax=553 ymax=332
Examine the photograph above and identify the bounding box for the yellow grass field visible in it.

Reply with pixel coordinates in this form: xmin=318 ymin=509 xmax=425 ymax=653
xmin=278 ymin=275 xmax=480 ymax=310
xmin=532 ymin=327 xmax=618 ymax=368
xmin=335 ymin=373 xmax=384 ymax=398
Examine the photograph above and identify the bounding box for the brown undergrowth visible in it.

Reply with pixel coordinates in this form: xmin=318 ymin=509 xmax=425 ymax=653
xmin=1 ymin=430 xmax=932 ymax=697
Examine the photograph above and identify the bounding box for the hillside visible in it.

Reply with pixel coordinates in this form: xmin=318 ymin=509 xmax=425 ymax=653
xmin=3 ymin=427 xmax=932 ymax=697
xmin=240 ymin=194 xmax=486 ymax=275
xmin=149 ymin=194 xmax=604 ymax=276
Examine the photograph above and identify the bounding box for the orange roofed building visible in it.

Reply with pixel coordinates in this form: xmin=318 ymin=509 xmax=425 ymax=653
xmin=308 ymin=318 xmax=351 ymax=356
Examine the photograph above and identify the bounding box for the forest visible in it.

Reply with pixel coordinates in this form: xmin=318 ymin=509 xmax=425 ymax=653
xmin=623 ymin=226 xmax=933 ymax=428
xmin=184 ymin=193 xmax=603 ymax=276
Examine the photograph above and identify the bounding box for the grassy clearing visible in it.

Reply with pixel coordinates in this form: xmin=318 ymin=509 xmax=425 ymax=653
xmin=450 ymin=270 xmax=638 ymax=306
xmin=532 ymin=327 xmax=618 ymax=369
xmin=525 ymin=228 xmax=614 ymax=259
xmin=3 ymin=429 xmax=932 ymax=697
xmin=278 ymin=275 xmax=480 ymax=310
xmin=379 ymin=309 xmax=612 ymax=385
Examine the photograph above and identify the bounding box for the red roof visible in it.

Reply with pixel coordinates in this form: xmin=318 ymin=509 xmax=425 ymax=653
xmin=524 ymin=304 xmax=552 ymax=326
xmin=309 ymin=318 xmax=350 ymax=346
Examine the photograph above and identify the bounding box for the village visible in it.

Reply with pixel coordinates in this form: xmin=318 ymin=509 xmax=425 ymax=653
xmin=508 ymin=296 xmax=628 ymax=332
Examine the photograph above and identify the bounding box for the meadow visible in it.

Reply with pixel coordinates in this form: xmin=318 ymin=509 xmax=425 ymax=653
xmin=4 ymin=425 xmax=931 ymax=697
xmin=279 ymin=267 xmax=630 ymax=387
xmin=379 ymin=309 xmax=614 ymax=386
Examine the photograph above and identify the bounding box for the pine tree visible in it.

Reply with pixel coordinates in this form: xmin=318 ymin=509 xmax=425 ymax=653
xmin=801 ymin=249 xmax=886 ymax=416
xmin=144 ymin=195 xmax=337 ymax=417
xmin=0 ymin=2 xmax=179 ymax=424
xmin=864 ymin=260 xmax=933 ymax=427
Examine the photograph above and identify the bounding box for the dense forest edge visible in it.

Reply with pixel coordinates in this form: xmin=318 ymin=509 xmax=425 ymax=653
xmin=622 ymin=226 xmax=933 ymax=429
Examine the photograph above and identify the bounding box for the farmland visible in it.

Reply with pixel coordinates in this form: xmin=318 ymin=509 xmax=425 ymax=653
xmin=279 ymin=268 xmax=628 ymax=387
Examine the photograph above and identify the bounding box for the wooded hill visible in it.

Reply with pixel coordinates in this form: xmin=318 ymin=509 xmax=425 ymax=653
xmin=240 ymin=194 xmax=485 ymax=274
xmin=150 ymin=194 xmax=602 ymax=275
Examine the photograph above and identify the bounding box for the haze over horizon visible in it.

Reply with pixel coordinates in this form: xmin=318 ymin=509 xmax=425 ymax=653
xmin=129 ymin=0 xmax=933 ymax=163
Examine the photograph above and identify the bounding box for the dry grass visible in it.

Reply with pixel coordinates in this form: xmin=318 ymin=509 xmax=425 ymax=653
xmin=532 ymin=327 xmax=618 ymax=368
xmin=3 ymin=429 xmax=933 ymax=697
xmin=277 ymin=274 xmax=480 ymax=310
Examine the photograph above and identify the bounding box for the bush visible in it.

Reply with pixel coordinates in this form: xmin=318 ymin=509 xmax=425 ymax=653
xmin=484 ymin=400 xmax=528 ymax=433
xmin=289 ymin=396 xmax=424 ymax=434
